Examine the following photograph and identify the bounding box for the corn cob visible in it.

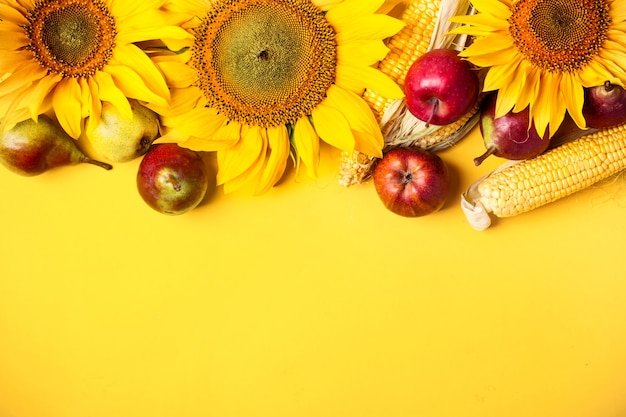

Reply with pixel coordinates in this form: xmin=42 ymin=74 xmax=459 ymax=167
xmin=339 ymin=0 xmax=477 ymax=187
xmin=362 ymin=0 xmax=441 ymax=118
xmin=461 ymin=123 xmax=626 ymax=231
xmin=337 ymin=100 xmax=481 ymax=186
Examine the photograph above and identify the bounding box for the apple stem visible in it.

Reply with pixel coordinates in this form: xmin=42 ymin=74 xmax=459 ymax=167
xmin=425 ymin=100 xmax=439 ymax=128
xmin=473 ymin=146 xmax=497 ymax=166
xmin=81 ymin=157 xmax=113 ymax=170
xmin=604 ymin=80 xmax=615 ymax=92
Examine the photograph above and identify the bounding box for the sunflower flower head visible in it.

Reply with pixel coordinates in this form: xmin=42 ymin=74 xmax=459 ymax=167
xmin=449 ymin=0 xmax=626 ymax=137
xmin=0 ymin=0 xmax=192 ymax=139
xmin=157 ymin=0 xmax=405 ymax=195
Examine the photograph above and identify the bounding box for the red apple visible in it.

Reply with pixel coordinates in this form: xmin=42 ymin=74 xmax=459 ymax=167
xmin=582 ymin=81 xmax=626 ymax=128
xmin=404 ymin=48 xmax=479 ymax=127
xmin=373 ymin=147 xmax=450 ymax=217
xmin=137 ymin=143 xmax=209 ymax=215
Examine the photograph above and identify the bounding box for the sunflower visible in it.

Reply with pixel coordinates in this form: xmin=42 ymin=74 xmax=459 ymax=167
xmin=157 ymin=0 xmax=405 ymax=194
xmin=0 ymin=0 xmax=192 ymax=139
xmin=449 ymin=0 xmax=626 ymax=137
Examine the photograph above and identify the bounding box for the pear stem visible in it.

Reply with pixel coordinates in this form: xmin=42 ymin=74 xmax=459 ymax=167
xmin=473 ymin=146 xmax=497 ymax=166
xmin=81 ymin=157 xmax=113 ymax=170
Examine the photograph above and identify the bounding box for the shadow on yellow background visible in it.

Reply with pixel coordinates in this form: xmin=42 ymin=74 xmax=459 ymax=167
xmin=1 ymin=127 xmax=626 ymax=417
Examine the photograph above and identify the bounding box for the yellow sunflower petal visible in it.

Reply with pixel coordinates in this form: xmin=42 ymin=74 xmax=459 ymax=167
xmin=52 ymin=77 xmax=83 ymax=139
xmin=312 ymin=0 xmax=342 ymax=8
xmin=27 ymin=73 xmax=63 ymax=120
xmin=0 ymin=83 xmax=30 ymax=122
xmin=337 ymin=39 xmax=391 ymax=67
xmin=492 ymin=61 xmax=526 ymax=115
xmin=610 ymin=0 xmax=626 ymax=19
xmin=213 ymin=120 xmax=244 ymax=147
xmin=0 ymin=25 xmax=29 ymax=51
xmin=79 ymin=77 xmax=91 ymax=119
xmin=172 ymin=111 xmax=238 ymax=151
xmin=448 ymin=24 xmax=497 ymax=38
xmin=0 ymin=50 xmax=31 ymax=73
xmin=292 ymin=116 xmax=320 ymax=178
xmin=598 ymin=41 xmax=626 ymax=81
xmin=483 ymin=57 xmax=521 ymax=94
xmin=607 ymin=27 xmax=626 ymax=45
xmin=449 ymin=13 xmax=510 ymax=32
xmin=561 ymin=74 xmax=587 ymax=129
xmin=459 ymin=41 xmax=518 ymax=68
xmin=311 ymin=98 xmax=355 ymax=151
xmin=376 ymin=0 xmax=403 ymax=14
xmin=105 ymin=64 xmax=168 ymax=108
xmin=324 ymin=85 xmax=383 ymax=157
xmin=255 ymin=125 xmax=290 ymax=195
xmin=0 ymin=3 xmax=27 ymax=25
xmin=217 ymin=124 xmax=265 ymax=186
xmin=223 ymin=126 xmax=269 ymax=194
xmin=1 ymin=107 xmax=31 ymax=133
xmin=461 ymin=33 xmax=514 ymax=57
xmin=116 ymin=19 xmax=191 ymax=45
xmin=0 ymin=60 xmax=48 ymax=96
xmin=92 ymin=70 xmax=132 ymax=119
xmin=333 ymin=14 xmax=405 ymax=43
xmin=108 ymin=0 xmax=164 ymax=19
xmin=578 ymin=58 xmax=618 ymax=87
xmin=175 ymin=88 xmax=205 ymax=111
xmin=110 ymin=44 xmax=170 ymax=105
xmin=530 ymin=72 xmax=564 ymax=137
xmin=512 ymin=61 xmax=540 ymax=114
xmin=85 ymin=77 xmax=103 ymax=133
xmin=155 ymin=61 xmax=198 ymax=89
xmin=162 ymin=0 xmax=207 ymax=16
xmin=336 ymin=64 xmax=404 ymax=98
xmin=324 ymin=0 xmax=385 ymax=20
xmin=469 ymin=0 xmax=511 ymax=20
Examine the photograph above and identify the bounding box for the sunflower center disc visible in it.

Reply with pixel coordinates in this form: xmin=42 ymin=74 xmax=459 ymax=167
xmin=27 ymin=0 xmax=117 ymax=77
xmin=193 ymin=0 xmax=337 ymax=127
xmin=43 ymin=5 xmax=99 ymax=65
xmin=508 ymin=0 xmax=611 ymax=72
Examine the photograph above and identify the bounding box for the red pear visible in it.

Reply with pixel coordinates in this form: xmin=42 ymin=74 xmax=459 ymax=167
xmin=582 ymin=81 xmax=626 ymax=129
xmin=474 ymin=94 xmax=550 ymax=166
xmin=137 ymin=143 xmax=209 ymax=215
xmin=0 ymin=115 xmax=112 ymax=176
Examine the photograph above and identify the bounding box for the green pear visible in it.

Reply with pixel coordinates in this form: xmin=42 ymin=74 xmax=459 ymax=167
xmin=0 ymin=115 xmax=112 ymax=176
xmin=87 ymin=99 xmax=160 ymax=163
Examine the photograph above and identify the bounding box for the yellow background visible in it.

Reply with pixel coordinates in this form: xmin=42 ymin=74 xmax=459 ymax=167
xmin=1 ymin=126 xmax=626 ymax=417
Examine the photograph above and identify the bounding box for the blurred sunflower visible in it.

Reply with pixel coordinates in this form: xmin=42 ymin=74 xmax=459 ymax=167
xmin=0 ymin=0 xmax=191 ymax=138
xmin=157 ymin=0 xmax=405 ymax=194
xmin=449 ymin=0 xmax=626 ymax=137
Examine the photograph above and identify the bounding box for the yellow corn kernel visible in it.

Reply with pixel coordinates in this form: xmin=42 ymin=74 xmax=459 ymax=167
xmin=363 ymin=0 xmax=440 ymax=119
xmin=340 ymin=0 xmax=442 ymax=187
xmin=338 ymin=151 xmax=378 ymax=187
xmin=385 ymin=99 xmax=481 ymax=150
xmin=474 ymin=123 xmax=626 ymax=219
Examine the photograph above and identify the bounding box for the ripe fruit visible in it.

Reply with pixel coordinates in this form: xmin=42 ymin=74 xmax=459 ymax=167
xmin=137 ymin=144 xmax=209 ymax=215
xmin=582 ymin=81 xmax=626 ymax=129
xmin=87 ymin=99 xmax=160 ymax=163
xmin=373 ymin=147 xmax=449 ymax=217
xmin=0 ymin=115 xmax=112 ymax=176
xmin=474 ymin=94 xmax=550 ymax=166
xmin=404 ymin=48 xmax=479 ymax=127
